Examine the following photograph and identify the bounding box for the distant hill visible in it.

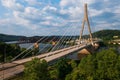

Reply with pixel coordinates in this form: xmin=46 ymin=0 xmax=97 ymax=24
xmin=0 ymin=34 xmax=25 ymax=42
xmin=0 ymin=34 xmax=61 ymax=42
xmin=92 ymin=30 xmax=120 ymax=40
xmin=0 ymin=30 xmax=120 ymax=42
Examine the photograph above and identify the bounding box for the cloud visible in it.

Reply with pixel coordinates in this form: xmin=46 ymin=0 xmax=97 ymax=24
xmin=59 ymin=0 xmax=99 ymax=20
xmin=1 ymin=0 xmax=24 ymax=11
xmin=25 ymin=0 xmax=41 ymax=6
xmin=89 ymin=9 xmax=104 ymax=17
xmin=60 ymin=0 xmax=95 ymax=8
xmin=0 ymin=0 xmax=120 ymax=36
xmin=43 ymin=5 xmax=57 ymax=12
xmin=60 ymin=0 xmax=76 ymax=8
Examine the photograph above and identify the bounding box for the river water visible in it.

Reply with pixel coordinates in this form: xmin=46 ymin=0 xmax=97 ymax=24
xmin=6 ymin=41 xmax=120 ymax=54
xmin=6 ymin=41 xmax=53 ymax=52
xmin=6 ymin=41 xmax=68 ymax=53
xmin=20 ymin=43 xmax=53 ymax=53
xmin=19 ymin=43 xmax=52 ymax=49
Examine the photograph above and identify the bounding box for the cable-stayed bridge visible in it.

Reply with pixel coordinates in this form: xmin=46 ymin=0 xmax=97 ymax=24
xmin=0 ymin=3 xmax=102 ymax=79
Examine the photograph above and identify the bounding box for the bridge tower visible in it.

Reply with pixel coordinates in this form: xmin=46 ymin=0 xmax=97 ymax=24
xmin=79 ymin=3 xmax=93 ymax=44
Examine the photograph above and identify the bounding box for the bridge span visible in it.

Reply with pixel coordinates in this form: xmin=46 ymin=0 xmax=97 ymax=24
xmin=13 ymin=43 xmax=89 ymax=64
xmin=0 ymin=42 xmax=98 ymax=79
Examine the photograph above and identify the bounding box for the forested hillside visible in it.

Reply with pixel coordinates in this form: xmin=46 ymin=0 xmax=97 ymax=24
xmin=93 ymin=30 xmax=120 ymax=40
xmin=0 ymin=30 xmax=120 ymax=42
xmin=0 ymin=34 xmax=25 ymax=42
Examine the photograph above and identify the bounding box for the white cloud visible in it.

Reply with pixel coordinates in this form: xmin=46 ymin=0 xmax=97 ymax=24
xmin=59 ymin=0 xmax=98 ymax=20
xmin=93 ymin=20 xmax=120 ymax=31
xmin=1 ymin=0 xmax=24 ymax=11
xmin=40 ymin=21 xmax=51 ymax=26
xmin=13 ymin=11 xmax=39 ymax=30
xmin=60 ymin=0 xmax=77 ymax=7
xmin=89 ymin=9 xmax=104 ymax=17
xmin=45 ymin=16 xmax=53 ymax=20
xmin=60 ymin=0 xmax=95 ymax=8
xmin=0 ymin=0 xmax=120 ymax=36
xmin=25 ymin=0 xmax=41 ymax=6
xmin=113 ymin=6 xmax=120 ymax=14
xmin=1 ymin=0 xmax=15 ymax=8
xmin=24 ymin=7 xmax=41 ymax=18
xmin=68 ymin=7 xmax=83 ymax=19
xmin=13 ymin=6 xmax=43 ymax=23
xmin=43 ymin=5 xmax=57 ymax=13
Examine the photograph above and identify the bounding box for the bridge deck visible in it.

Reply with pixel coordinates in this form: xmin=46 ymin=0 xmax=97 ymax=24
xmin=0 ymin=43 xmax=91 ymax=79
xmin=12 ymin=44 xmax=87 ymax=64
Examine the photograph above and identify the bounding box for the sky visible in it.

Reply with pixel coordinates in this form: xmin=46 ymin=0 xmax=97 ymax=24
xmin=0 ymin=0 xmax=120 ymax=36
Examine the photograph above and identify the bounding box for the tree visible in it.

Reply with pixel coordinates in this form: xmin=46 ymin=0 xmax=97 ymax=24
xmin=54 ymin=58 xmax=72 ymax=80
xmin=0 ymin=42 xmax=22 ymax=62
xmin=49 ymin=69 xmax=58 ymax=80
xmin=70 ymin=60 xmax=77 ymax=69
xmin=66 ymin=48 xmax=120 ymax=80
xmin=24 ymin=58 xmax=50 ymax=80
xmin=95 ymin=48 xmax=120 ymax=80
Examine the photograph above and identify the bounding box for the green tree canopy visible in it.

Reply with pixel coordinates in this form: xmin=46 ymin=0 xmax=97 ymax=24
xmin=57 ymin=58 xmax=72 ymax=80
xmin=66 ymin=48 xmax=120 ymax=80
xmin=24 ymin=58 xmax=50 ymax=80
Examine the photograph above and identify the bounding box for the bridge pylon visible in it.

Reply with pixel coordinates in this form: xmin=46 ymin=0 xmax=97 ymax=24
xmin=79 ymin=3 xmax=93 ymax=44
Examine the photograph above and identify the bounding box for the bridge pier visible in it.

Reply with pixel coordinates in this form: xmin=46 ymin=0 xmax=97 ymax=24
xmin=78 ymin=43 xmax=99 ymax=59
xmin=65 ymin=43 xmax=100 ymax=60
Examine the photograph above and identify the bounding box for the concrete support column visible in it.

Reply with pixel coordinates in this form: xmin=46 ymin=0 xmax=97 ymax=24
xmin=79 ymin=3 xmax=93 ymax=44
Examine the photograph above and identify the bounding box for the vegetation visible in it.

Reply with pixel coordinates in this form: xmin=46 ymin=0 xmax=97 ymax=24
xmin=49 ymin=58 xmax=72 ymax=80
xmin=0 ymin=34 xmax=25 ymax=42
xmin=0 ymin=42 xmax=20 ymax=62
xmin=21 ymin=48 xmax=120 ymax=80
xmin=0 ymin=41 xmax=34 ymax=62
xmin=1 ymin=29 xmax=120 ymax=42
xmin=81 ymin=29 xmax=120 ymax=41
xmin=24 ymin=58 xmax=50 ymax=80
xmin=65 ymin=48 xmax=120 ymax=80
xmin=92 ymin=30 xmax=120 ymax=40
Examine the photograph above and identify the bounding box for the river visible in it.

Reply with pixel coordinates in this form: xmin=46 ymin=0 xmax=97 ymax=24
xmin=6 ymin=41 xmax=69 ymax=53
xmin=6 ymin=41 xmax=120 ymax=54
